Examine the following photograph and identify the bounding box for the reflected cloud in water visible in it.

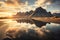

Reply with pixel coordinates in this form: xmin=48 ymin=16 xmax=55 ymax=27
xmin=0 ymin=19 xmax=60 ymax=40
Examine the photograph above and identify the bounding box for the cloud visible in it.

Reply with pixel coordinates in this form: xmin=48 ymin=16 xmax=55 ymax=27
xmin=33 ymin=0 xmax=52 ymax=9
xmin=0 ymin=0 xmax=53 ymax=12
xmin=0 ymin=0 xmax=35 ymax=13
xmin=52 ymin=10 xmax=60 ymax=13
xmin=0 ymin=0 xmax=60 ymax=14
xmin=34 ymin=0 xmax=60 ymax=9
xmin=0 ymin=0 xmax=33 ymax=17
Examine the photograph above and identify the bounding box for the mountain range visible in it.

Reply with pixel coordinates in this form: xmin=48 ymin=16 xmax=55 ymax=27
xmin=16 ymin=7 xmax=60 ymax=17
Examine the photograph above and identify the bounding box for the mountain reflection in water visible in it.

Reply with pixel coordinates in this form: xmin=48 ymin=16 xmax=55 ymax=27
xmin=0 ymin=19 xmax=60 ymax=40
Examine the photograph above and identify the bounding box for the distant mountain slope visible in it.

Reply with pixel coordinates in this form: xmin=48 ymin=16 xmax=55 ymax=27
xmin=53 ymin=13 xmax=60 ymax=17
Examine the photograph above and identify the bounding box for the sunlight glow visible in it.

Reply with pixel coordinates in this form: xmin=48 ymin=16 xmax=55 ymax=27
xmin=0 ymin=12 xmax=15 ymax=17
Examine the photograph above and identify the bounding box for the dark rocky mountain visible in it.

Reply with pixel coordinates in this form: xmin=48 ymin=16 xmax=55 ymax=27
xmin=26 ymin=10 xmax=34 ymax=16
xmin=53 ymin=13 xmax=60 ymax=17
xmin=32 ymin=7 xmax=53 ymax=17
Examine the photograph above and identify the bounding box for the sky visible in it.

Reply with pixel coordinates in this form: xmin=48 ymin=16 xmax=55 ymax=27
xmin=0 ymin=0 xmax=60 ymax=13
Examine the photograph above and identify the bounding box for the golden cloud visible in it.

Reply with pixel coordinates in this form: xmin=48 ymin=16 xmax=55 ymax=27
xmin=0 ymin=0 xmax=53 ymax=17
